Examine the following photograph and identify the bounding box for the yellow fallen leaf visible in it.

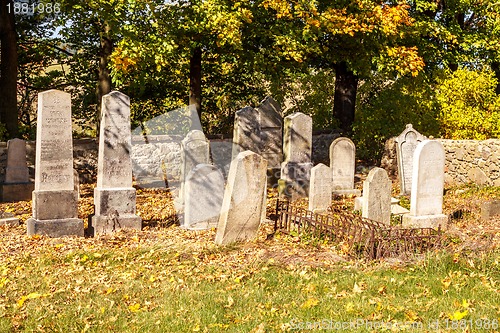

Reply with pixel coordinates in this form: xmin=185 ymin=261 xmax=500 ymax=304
xmin=128 ymin=303 xmax=141 ymax=312
xmin=449 ymin=310 xmax=468 ymax=321
xmin=17 ymin=292 xmax=50 ymax=308
xmin=249 ymin=322 xmax=265 ymax=333
xmin=301 ymin=297 xmax=319 ymax=309
xmin=225 ymin=296 xmax=234 ymax=308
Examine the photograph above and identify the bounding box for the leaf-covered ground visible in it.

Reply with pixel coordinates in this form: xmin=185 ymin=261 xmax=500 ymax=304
xmin=0 ymin=183 xmax=499 ymax=332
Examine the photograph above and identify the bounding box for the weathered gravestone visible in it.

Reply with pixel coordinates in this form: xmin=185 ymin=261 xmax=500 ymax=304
xmin=232 ymin=106 xmax=261 ymax=159
xmin=395 ymin=124 xmax=426 ymax=195
xmin=179 ymin=130 xmax=210 ymax=202
xmin=402 ymin=140 xmax=448 ymax=229
xmin=329 ymin=137 xmax=360 ymax=196
xmin=215 ymin=151 xmax=267 ymax=245
xmin=308 ymin=163 xmax=332 ymax=213
xmin=91 ymin=91 xmax=142 ymax=235
xmin=27 ymin=90 xmax=84 ymax=237
xmin=0 ymin=138 xmax=34 ymax=202
xmin=257 ymin=96 xmax=283 ymax=169
xmin=279 ymin=112 xmax=313 ymax=200
xmin=184 ymin=164 xmax=224 ymax=230
xmin=361 ymin=167 xmax=392 ymax=224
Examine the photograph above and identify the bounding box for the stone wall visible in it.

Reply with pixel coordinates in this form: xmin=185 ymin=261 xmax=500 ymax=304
xmin=381 ymin=138 xmax=500 ymax=186
xmin=0 ymin=133 xmax=340 ymax=186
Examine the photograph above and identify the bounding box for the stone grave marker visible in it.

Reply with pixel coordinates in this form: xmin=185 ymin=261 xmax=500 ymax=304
xmin=308 ymin=163 xmax=332 ymax=213
xmin=395 ymin=124 xmax=426 ymax=195
xmin=184 ymin=164 xmax=224 ymax=230
xmin=215 ymin=151 xmax=267 ymax=245
xmin=402 ymin=140 xmax=448 ymax=229
xmin=257 ymin=96 xmax=283 ymax=169
xmin=279 ymin=112 xmax=313 ymax=200
xmin=179 ymin=130 xmax=210 ymax=200
xmin=0 ymin=138 xmax=34 ymax=201
xmin=91 ymin=91 xmax=142 ymax=235
xmin=232 ymin=106 xmax=261 ymax=159
xmin=329 ymin=137 xmax=360 ymax=196
xmin=361 ymin=167 xmax=392 ymax=224
xmin=0 ymin=211 xmax=19 ymax=226
xmin=27 ymin=90 xmax=84 ymax=237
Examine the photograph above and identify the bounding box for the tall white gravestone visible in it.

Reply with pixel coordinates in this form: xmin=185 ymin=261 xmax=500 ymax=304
xmin=215 ymin=151 xmax=268 ymax=245
xmin=27 ymin=90 xmax=84 ymax=237
xmin=308 ymin=163 xmax=332 ymax=213
xmin=402 ymin=140 xmax=448 ymax=229
xmin=362 ymin=167 xmax=392 ymax=224
xmin=91 ymin=91 xmax=142 ymax=235
xmin=329 ymin=137 xmax=360 ymax=196
xmin=0 ymin=138 xmax=34 ymax=202
xmin=395 ymin=124 xmax=426 ymax=195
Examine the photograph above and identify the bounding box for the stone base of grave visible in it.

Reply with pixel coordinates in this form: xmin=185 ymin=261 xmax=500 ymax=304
xmin=332 ymin=188 xmax=361 ymax=197
xmin=32 ymin=190 xmax=78 ymax=220
xmin=0 ymin=217 xmax=19 ymax=226
xmin=90 ymin=214 xmax=142 ymax=235
xmin=402 ymin=214 xmax=448 ymax=229
xmin=181 ymin=218 xmax=218 ymax=231
xmin=0 ymin=183 xmax=34 ymax=202
xmin=27 ymin=218 xmax=84 ymax=237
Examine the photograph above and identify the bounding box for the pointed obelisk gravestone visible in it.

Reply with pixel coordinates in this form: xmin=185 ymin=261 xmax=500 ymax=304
xmin=308 ymin=163 xmax=332 ymax=213
xmin=0 ymin=138 xmax=34 ymax=202
xmin=330 ymin=137 xmax=360 ymax=196
xmin=362 ymin=167 xmax=392 ymax=224
xmin=183 ymin=164 xmax=224 ymax=230
xmin=403 ymin=140 xmax=448 ymax=229
xmin=27 ymin=90 xmax=83 ymax=237
xmin=215 ymin=151 xmax=268 ymax=245
xmin=279 ymin=112 xmax=313 ymax=200
xmin=91 ymin=91 xmax=141 ymax=235
xmin=395 ymin=124 xmax=426 ymax=195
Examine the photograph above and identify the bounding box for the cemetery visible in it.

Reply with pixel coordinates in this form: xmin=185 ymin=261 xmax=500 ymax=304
xmin=0 ymin=90 xmax=498 ymax=331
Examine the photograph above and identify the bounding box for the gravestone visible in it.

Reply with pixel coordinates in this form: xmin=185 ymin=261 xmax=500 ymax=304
xmin=232 ymin=106 xmax=261 ymax=159
xmin=257 ymin=96 xmax=283 ymax=169
xmin=395 ymin=124 xmax=426 ymax=195
xmin=402 ymin=140 xmax=448 ymax=229
xmin=308 ymin=163 xmax=332 ymax=213
xmin=279 ymin=112 xmax=313 ymax=200
xmin=183 ymin=164 xmax=224 ymax=230
xmin=329 ymin=137 xmax=360 ymax=196
xmin=0 ymin=138 xmax=34 ymax=202
xmin=179 ymin=130 xmax=210 ymax=201
xmin=27 ymin=90 xmax=84 ymax=237
xmin=215 ymin=151 xmax=267 ymax=245
xmin=361 ymin=167 xmax=392 ymax=224
xmin=91 ymin=91 xmax=142 ymax=235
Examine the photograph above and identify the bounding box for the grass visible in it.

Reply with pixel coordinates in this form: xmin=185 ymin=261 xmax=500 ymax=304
xmin=0 ymin=183 xmax=499 ymax=332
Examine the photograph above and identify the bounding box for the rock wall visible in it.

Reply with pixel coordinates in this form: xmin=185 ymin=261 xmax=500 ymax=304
xmin=381 ymin=138 xmax=500 ymax=186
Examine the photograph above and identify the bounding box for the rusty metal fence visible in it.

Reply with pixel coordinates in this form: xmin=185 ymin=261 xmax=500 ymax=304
xmin=274 ymin=200 xmax=442 ymax=259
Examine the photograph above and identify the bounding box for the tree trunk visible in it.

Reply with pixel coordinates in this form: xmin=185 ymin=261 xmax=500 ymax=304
xmin=96 ymin=21 xmax=112 ymax=126
xmin=189 ymin=46 xmax=202 ymax=124
xmin=333 ymin=62 xmax=358 ymax=134
xmin=0 ymin=0 xmax=19 ymax=139
xmin=492 ymin=62 xmax=500 ymax=95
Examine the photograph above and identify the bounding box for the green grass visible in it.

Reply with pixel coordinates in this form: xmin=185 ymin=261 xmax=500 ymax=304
xmin=0 ymin=230 xmax=498 ymax=333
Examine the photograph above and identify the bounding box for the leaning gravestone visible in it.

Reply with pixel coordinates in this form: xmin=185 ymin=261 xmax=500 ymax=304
xmin=395 ymin=124 xmax=426 ymax=195
xmin=362 ymin=167 xmax=392 ymax=224
xmin=183 ymin=164 xmax=224 ymax=230
xmin=179 ymin=130 xmax=210 ymax=201
xmin=27 ymin=90 xmax=84 ymax=237
xmin=308 ymin=163 xmax=332 ymax=213
xmin=0 ymin=138 xmax=34 ymax=202
xmin=279 ymin=112 xmax=313 ymax=200
xmin=329 ymin=137 xmax=360 ymax=196
xmin=403 ymin=140 xmax=448 ymax=229
xmin=91 ymin=91 xmax=142 ymax=235
xmin=215 ymin=151 xmax=267 ymax=245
